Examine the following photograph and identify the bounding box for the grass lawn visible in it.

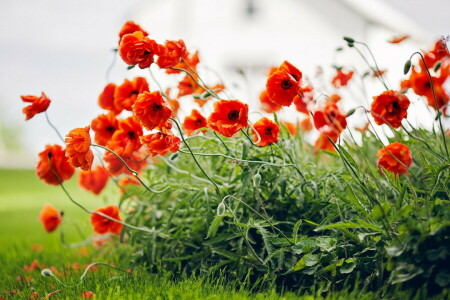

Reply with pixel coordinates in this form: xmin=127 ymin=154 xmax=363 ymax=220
xmin=0 ymin=168 xmax=447 ymax=299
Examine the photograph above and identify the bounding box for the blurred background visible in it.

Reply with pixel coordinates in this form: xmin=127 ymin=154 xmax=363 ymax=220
xmin=0 ymin=0 xmax=449 ymax=168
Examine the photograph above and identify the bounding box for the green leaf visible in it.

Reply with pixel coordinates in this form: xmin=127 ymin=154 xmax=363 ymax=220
xmin=315 ymin=237 xmax=337 ymax=252
xmin=292 ymin=220 xmax=303 ymax=243
xmin=340 ymin=261 xmax=356 ymax=274
xmin=292 ymin=239 xmax=316 ymax=254
xmin=206 ymin=215 xmax=224 ymax=239
xmin=127 ymin=65 xmax=136 ymax=70
xmin=435 ymin=271 xmax=450 ymax=287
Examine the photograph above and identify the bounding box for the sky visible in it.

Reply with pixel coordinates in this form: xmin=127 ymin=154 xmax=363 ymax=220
xmin=0 ymin=0 xmax=449 ymax=167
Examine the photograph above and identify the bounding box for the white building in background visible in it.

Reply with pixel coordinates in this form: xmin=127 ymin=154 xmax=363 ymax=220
xmin=0 ymin=0 xmax=447 ymax=167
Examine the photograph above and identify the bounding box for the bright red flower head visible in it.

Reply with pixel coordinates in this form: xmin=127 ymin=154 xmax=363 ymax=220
xmin=103 ymin=148 xmax=147 ymax=176
xmin=65 ymin=126 xmax=94 ymax=171
xmin=91 ymin=113 xmax=119 ymax=146
xmin=314 ymin=132 xmax=338 ymax=153
xmin=300 ymin=117 xmax=313 ymax=132
xmin=36 ymin=144 xmax=75 ymax=185
xmin=377 ymin=142 xmax=412 ymax=176
xmin=119 ymin=31 xmax=158 ymax=69
xmin=90 ymin=205 xmax=123 ymax=235
xmin=108 ymin=116 xmax=143 ymax=155
xmin=114 ymin=77 xmax=150 ymax=112
xmin=332 ymin=70 xmax=354 ymax=88
xmin=132 ymin=91 xmax=172 ymax=130
xmin=371 ymin=90 xmax=410 ymax=128
xmin=118 ymin=21 xmax=148 ymax=43
xmin=313 ymin=102 xmax=347 ymax=136
xmin=259 ymin=90 xmax=282 ymax=113
xmin=183 ymin=109 xmax=207 ymax=136
xmin=208 ymin=99 xmax=249 ymax=137
xmin=423 ymin=38 xmax=450 ymax=67
xmin=156 ymin=40 xmax=187 ymax=69
xmin=140 ymin=132 xmax=180 ymax=156
xmin=293 ymin=85 xmax=313 ymax=115
xmin=20 ymin=92 xmax=51 ymax=120
xmin=39 ymin=204 xmax=62 ymax=233
xmin=266 ymin=61 xmax=302 ymax=106
xmin=408 ymin=67 xmax=449 ymax=111
xmin=79 ymin=166 xmax=109 ymax=195
xmin=251 ymin=117 xmax=280 ymax=147
xmin=98 ymin=83 xmax=119 ymax=113
xmin=283 ymin=121 xmax=297 ymax=136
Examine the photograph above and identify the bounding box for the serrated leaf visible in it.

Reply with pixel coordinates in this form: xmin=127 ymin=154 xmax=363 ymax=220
xmin=340 ymin=261 xmax=356 ymax=274
xmin=206 ymin=215 xmax=224 ymax=239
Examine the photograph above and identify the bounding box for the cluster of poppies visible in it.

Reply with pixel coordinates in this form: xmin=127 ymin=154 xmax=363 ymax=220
xmin=20 ymin=21 xmax=449 ymax=237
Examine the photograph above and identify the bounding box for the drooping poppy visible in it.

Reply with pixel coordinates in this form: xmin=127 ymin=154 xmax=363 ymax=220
xmin=156 ymin=40 xmax=187 ymax=69
xmin=140 ymin=132 xmax=180 ymax=156
xmin=387 ymin=35 xmax=409 ymax=44
xmin=114 ymin=77 xmax=150 ymax=112
xmin=259 ymin=90 xmax=282 ymax=113
xmin=177 ymin=73 xmax=199 ymax=98
xmin=108 ymin=116 xmax=143 ymax=155
xmin=377 ymin=142 xmax=412 ymax=176
xmin=98 ymin=83 xmax=118 ymax=113
xmin=313 ymin=102 xmax=347 ymax=136
xmin=36 ymin=144 xmax=75 ymax=185
xmin=65 ymin=126 xmax=94 ymax=171
xmin=39 ymin=204 xmax=62 ymax=233
xmin=118 ymin=31 xmax=158 ymax=69
xmin=371 ymin=90 xmax=410 ymax=128
xmin=207 ymin=99 xmax=249 ymax=137
xmin=331 ymin=70 xmax=353 ymax=88
xmin=118 ymin=21 xmax=148 ymax=43
xmin=91 ymin=113 xmax=119 ymax=146
xmin=408 ymin=67 xmax=449 ymax=110
xmin=20 ymin=92 xmax=51 ymax=120
xmin=79 ymin=166 xmax=109 ymax=195
xmin=103 ymin=148 xmax=147 ymax=176
xmin=166 ymin=50 xmax=200 ymax=74
xmin=90 ymin=205 xmax=123 ymax=235
xmin=251 ymin=117 xmax=280 ymax=147
xmin=423 ymin=38 xmax=450 ymax=68
xmin=183 ymin=109 xmax=207 ymax=136
xmin=132 ymin=91 xmax=172 ymax=130
xmin=266 ymin=61 xmax=302 ymax=106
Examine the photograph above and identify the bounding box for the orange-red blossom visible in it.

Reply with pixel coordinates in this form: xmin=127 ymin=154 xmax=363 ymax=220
xmin=65 ymin=126 xmax=94 ymax=171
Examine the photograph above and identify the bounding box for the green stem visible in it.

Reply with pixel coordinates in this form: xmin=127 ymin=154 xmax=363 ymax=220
xmin=169 ymin=67 xmax=220 ymax=100
xmin=352 ymin=44 xmax=389 ymax=91
xmin=45 ymin=111 xmax=65 ymax=144
xmin=355 ymin=41 xmax=390 ymax=90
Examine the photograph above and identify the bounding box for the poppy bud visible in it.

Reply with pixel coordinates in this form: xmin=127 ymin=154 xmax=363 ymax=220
xmin=434 ymin=61 xmax=442 ymax=72
xmin=216 ymin=202 xmax=226 ymax=216
xmin=403 ymin=60 xmax=412 ymax=75
xmin=41 ymin=269 xmax=53 ymax=277
xmin=253 ymin=173 xmax=262 ymax=187
xmin=343 ymin=36 xmax=355 ymax=43
xmin=346 ymin=108 xmax=356 ymax=117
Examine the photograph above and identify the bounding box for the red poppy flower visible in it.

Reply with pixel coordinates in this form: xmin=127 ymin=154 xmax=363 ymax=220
xmin=194 ymin=84 xmax=225 ymax=107
xmin=377 ymin=142 xmax=412 ymax=176
xmin=373 ymin=69 xmax=387 ymax=77
xmin=183 ymin=109 xmax=207 ymax=136
xmin=140 ymin=132 xmax=180 ymax=156
xmin=156 ymin=40 xmax=187 ymax=69
xmin=36 ymin=144 xmax=75 ymax=185
xmin=108 ymin=116 xmax=143 ymax=155
xmin=98 ymin=83 xmax=119 ymax=113
xmin=283 ymin=121 xmax=297 ymax=136
xmin=408 ymin=67 xmax=449 ymax=110
xmin=91 ymin=113 xmax=119 ymax=146
xmin=114 ymin=77 xmax=150 ymax=112
xmin=20 ymin=92 xmax=51 ymax=120
xmin=132 ymin=91 xmax=172 ymax=130
xmin=118 ymin=176 xmax=141 ymax=194
xmin=313 ymin=102 xmax=347 ymax=136
xmin=208 ymin=99 xmax=249 ymax=137
xmin=329 ymin=94 xmax=341 ymax=103
xmin=79 ymin=166 xmax=109 ymax=195
xmin=423 ymin=38 xmax=450 ymax=67
xmin=166 ymin=50 xmax=200 ymax=74
xmin=90 ymin=205 xmax=123 ymax=235
xmin=300 ymin=117 xmax=313 ymax=132
xmin=81 ymin=291 xmax=95 ymax=299
xmin=251 ymin=117 xmax=280 ymax=147
xmin=65 ymin=126 xmax=94 ymax=171
xmin=314 ymin=132 xmax=338 ymax=153
xmin=177 ymin=74 xmax=199 ymax=98
xmin=39 ymin=204 xmax=62 ymax=233
xmin=103 ymin=148 xmax=147 ymax=176
xmin=371 ymin=90 xmax=410 ymax=128
xmin=259 ymin=90 xmax=282 ymax=113
xmin=293 ymin=87 xmax=312 ymax=114
xmin=387 ymin=35 xmax=409 ymax=44
xmin=332 ymin=70 xmax=354 ymax=88
xmin=118 ymin=21 xmax=148 ymax=43
xmin=119 ymin=31 xmax=158 ymax=69
xmin=266 ymin=61 xmax=302 ymax=106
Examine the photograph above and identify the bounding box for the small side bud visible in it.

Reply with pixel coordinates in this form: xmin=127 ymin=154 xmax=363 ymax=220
xmin=346 ymin=108 xmax=356 ymax=117
xmin=216 ymin=202 xmax=226 ymax=216
xmin=403 ymin=60 xmax=412 ymax=75
xmin=127 ymin=65 xmax=135 ymax=70
xmin=434 ymin=61 xmax=442 ymax=72
xmin=41 ymin=268 xmax=53 ymax=277
xmin=253 ymin=173 xmax=262 ymax=187
xmin=336 ymin=47 xmax=343 ymax=52
xmin=343 ymin=36 xmax=355 ymax=43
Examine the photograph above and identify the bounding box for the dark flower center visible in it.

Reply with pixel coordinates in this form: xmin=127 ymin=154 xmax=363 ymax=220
xmin=106 ymin=126 xmax=115 ymax=133
xmin=291 ymin=73 xmax=300 ymax=82
xmin=152 ymin=103 xmax=162 ymax=111
xmin=130 ymin=91 xmax=139 ymax=96
xmin=228 ymin=110 xmax=240 ymax=121
xmin=281 ymin=80 xmax=292 ymax=90
xmin=265 ymin=127 xmax=273 ymax=135
xmin=387 ymin=101 xmax=400 ymax=114
xmin=127 ymin=131 xmax=136 ymax=139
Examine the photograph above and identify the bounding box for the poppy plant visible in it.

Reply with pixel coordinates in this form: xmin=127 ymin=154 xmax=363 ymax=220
xmin=98 ymin=83 xmax=119 ymax=113
xmin=314 ymin=132 xmax=338 ymax=153
xmin=313 ymin=102 xmax=347 ymax=136
xmin=156 ymin=39 xmax=187 ymax=69
xmin=119 ymin=31 xmax=158 ymax=69
xmin=118 ymin=21 xmax=148 ymax=43
xmin=36 ymin=144 xmax=75 ymax=185
xmin=183 ymin=109 xmax=207 ymax=136
xmin=132 ymin=91 xmax=172 ymax=131
xmin=90 ymin=205 xmax=123 ymax=235
xmin=208 ymin=99 xmax=249 ymax=137
xmin=39 ymin=204 xmax=62 ymax=233
xmin=371 ymin=90 xmax=410 ymax=128
xmin=91 ymin=113 xmax=119 ymax=146
xmin=377 ymin=142 xmax=412 ymax=176
xmin=79 ymin=166 xmax=109 ymax=195
xmin=114 ymin=77 xmax=150 ymax=112
xmin=259 ymin=90 xmax=282 ymax=113
xmin=65 ymin=126 xmax=94 ymax=171
xmin=20 ymin=92 xmax=51 ymax=120
xmin=331 ymin=69 xmax=353 ymax=88
xmin=251 ymin=117 xmax=280 ymax=147
xmin=266 ymin=61 xmax=302 ymax=106
xmin=140 ymin=132 xmax=181 ymax=156
xmin=108 ymin=116 xmax=143 ymax=156
xmin=103 ymin=148 xmax=147 ymax=176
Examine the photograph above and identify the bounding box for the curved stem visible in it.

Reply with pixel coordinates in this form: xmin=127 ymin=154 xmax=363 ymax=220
xmin=352 ymin=44 xmax=389 ymax=91
xmin=355 ymin=41 xmax=390 ymax=90
xmin=169 ymin=67 xmax=221 ymax=100
xmin=148 ymin=68 xmax=169 ymax=99
xmin=171 ymin=118 xmax=222 ymax=197
xmin=105 ymin=49 xmax=117 ymax=83
xmin=45 ymin=111 xmax=65 ymax=144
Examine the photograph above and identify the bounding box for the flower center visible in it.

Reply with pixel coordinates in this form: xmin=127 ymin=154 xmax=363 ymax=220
xmin=127 ymin=131 xmax=136 ymax=139
xmin=228 ymin=110 xmax=240 ymax=121
xmin=106 ymin=126 xmax=115 ymax=133
xmin=265 ymin=127 xmax=273 ymax=135
xmin=281 ymin=80 xmax=292 ymax=90
xmin=152 ymin=103 xmax=162 ymax=111
xmin=387 ymin=101 xmax=400 ymax=113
